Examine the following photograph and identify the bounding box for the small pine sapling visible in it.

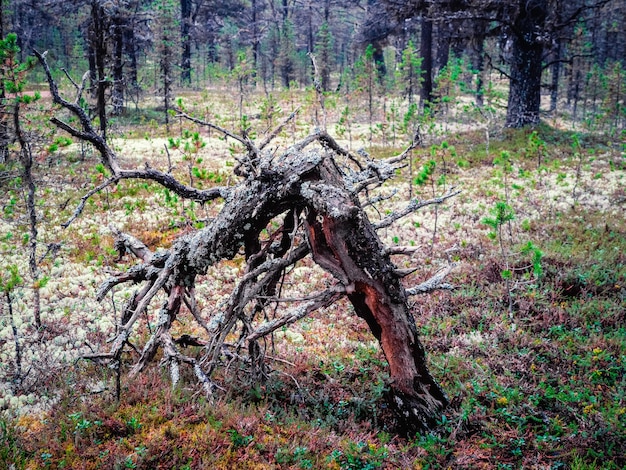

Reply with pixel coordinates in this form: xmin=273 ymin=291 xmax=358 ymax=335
xmin=396 ymin=39 xmax=422 ymax=106
xmin=526 ymin=130 xmax=547 ymax=169
xmin=520 ymin=241 xmax=543 ymax=280
xmin=335 ymin=104 xmax=351 ymax=147
xmin=482 ymin=201 xmax=515 ymax=316
xmin=493 ymin=150 xmax=514 ymax=242
xmin=400 ymin=102 xmax=421 ymax=199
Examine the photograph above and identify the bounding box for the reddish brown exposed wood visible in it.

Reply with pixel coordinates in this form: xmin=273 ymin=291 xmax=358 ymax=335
xmin=303 ymin=160 xmax=448 ymax=432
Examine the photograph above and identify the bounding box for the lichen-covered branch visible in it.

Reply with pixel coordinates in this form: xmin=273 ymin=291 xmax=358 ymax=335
xmin=38 ymin=56 xmax=459 ymax=433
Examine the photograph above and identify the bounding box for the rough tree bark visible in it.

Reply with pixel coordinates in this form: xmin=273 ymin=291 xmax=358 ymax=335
xmin=111 ymin=15 xmax=125 ymax=116
xmin=180 ymin=0 xmax=192 ymax=85
xmin=36 ymin=51 xmax=458 ymax=434
xmin=504 ymin=0 xmax=547 ymax=128
xmin=124 ymin=26 xmax=139 ymax=107
xmin=89 ymin=0 xmax=109 ymax=139
xmin=550 ymin=36 xmax=562 ymax=113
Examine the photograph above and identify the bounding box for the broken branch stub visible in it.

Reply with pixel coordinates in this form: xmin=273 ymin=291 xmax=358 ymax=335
xmin=38 ymin=55 xmax=457 ymax=433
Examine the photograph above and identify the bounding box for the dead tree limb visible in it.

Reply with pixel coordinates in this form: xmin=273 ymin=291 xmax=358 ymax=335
xmin=35 ymin=50 xmax=228 ymax=225
xmin=374 ymin=187 xmax=461 ymax=230
xmin=406 ymin=264 xmax=457 ymax=295
xmin=37 ymin=55 xmax=461 ymax=434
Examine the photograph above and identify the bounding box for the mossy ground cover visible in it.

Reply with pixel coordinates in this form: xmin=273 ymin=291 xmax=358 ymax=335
xmin=1 ymin=89 xmax=625 ymax=469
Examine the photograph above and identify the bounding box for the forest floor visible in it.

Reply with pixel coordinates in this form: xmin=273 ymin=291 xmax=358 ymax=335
xmin=1 ymin=88 xmax=625 ymax=469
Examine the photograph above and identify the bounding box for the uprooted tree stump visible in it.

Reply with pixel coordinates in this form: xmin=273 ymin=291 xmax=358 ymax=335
xmin=36 ymin=50 xmax=460 ymax=434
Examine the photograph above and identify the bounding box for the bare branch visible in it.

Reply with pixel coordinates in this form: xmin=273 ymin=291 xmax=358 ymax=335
xmin=61 ymin=68 xmax=80 ymax=93
xmin=386 ymin=138 xmax=420 ymax=165
xmin=184 ymin=287 xmax=211 ymax=334
xmin=129 ymin=283 xmax=184 ymax=377
xmin=308 ymin=52 xmax=327 ymax=131
xmin=556 ymin=0 xmax=612 ymax=30
xmin=175 ymin=109 xmax=254 ymax=152
xmin=362 ymin=189 xmax=398 ymax=209
xmin=176 ymin=109 xmax=263 ymax=177
xmin=346 ymin=141 xmax=425 ymax=194
xmin=352 ymin=162 xmax=405 ymax=193
xmin=318 ymin=131 xmax=365 ymax=171
xmin=164 ymin=143 xmax=173 ymax=173
xmin=117 ymin=168 xmax=228 ymax=203
xmin=35 ymin=49 xmax=120 ymax=174
xmin=374 ymin=187 xmax=461 ymax=230
xmin=61 ymin=175 xmax=119 ymax=228
xmin=162 ymin=333 xmax=216 ymax=397
xmin=59 ymin=68 xmax=90 ymax=105
xmin=247 ymin=285 xmax=345 ymax=341
xmin=50 ymin=117 xmax=101 ymax=147
xmin=394 ymin=267 xmax=419 ymax=277
xmin=62 ymin=167 xmax=227 ymax=229
xmin=287 ymin=130 xmax=322 ymax=153
xmin=258 ymin=107 xmax=300 ymax=151
xmin=383 ymin=245 xmax=422 ymax=256
xmin=96 ymin=265 xmax=149 ymax=302
xmin=38 ymin=50 xmax=228 ymax=223
xmin=484 ymin=51 xmax=513 ymax=81
xmin=114 ymin=261 xmax=174 ymax=340
xmin=406 ymin=264 xmax=456 ymax=296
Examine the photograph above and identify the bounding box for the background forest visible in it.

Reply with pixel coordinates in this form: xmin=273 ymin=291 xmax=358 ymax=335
xmin=1 ymin=0 xmax=625 ymax=469
xmin=3 ymin=0 xmax=626 ymax=130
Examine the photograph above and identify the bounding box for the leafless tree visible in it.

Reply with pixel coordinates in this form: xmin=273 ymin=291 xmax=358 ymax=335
xmin=36 ymin=50 xmax=459 ymax=434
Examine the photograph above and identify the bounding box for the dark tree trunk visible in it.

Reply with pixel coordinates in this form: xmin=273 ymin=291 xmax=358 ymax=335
xmin=372 ymin=41 xmax=387 ymax=81
xmin=87 ymin=41 xmax=97 ymax=95
xmin=307 ymin=1 xmax=314 ymax=52
xmin=161 ymin=35 xmax=172 ymax=132
xmin=473 ymin=26 xmax=486 ymax=107
xmin=111 ymin=19 xmax=125 ymax=116
xmin=206 ymin=35 xmax=218 ymax=63
xmin=251 ymin=0 xmax=260 ymax=84
xmin=181 ymin=0 xmax=192 ymax=85
xmin=420 ymin=16 xmax=433 ymax=110
xmin=304 ymin=160 xmax=449 ymax=432
xmin=435 ymin=21 xmax=451 ymax=72
xmin=124 ymin=27 xmax=139 ymax=106
xmin=505 ymin=1 xmax=547 ymax=128
xmin=280 ymin=0 xmax=292 ymax=87
xmin=90 ymin=0 xmax=108 ymax=139
xmin=318 ymin=23 xmax=332 ymax=92
xmin=550 ymin=38 xmax=561 ymax=113
xmin=13 ymin=102 xmax=41 ymax=328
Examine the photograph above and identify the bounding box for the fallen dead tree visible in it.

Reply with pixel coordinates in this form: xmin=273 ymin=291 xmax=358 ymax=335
xmin=36 ymin=50 xmax=460 ymax=434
